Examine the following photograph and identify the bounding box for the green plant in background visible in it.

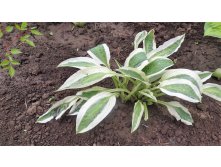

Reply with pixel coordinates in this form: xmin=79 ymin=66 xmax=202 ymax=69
xmin=213 ymin=68 xmax=221 ymax=80
xmin=73 ymin=22 xmax=86 ymax=28
xmin=204 ymin=22 xmax=221 ymax=80
xmin=37 ymin=29 xmax=221 ymax=134
xmin=0 ymin=22 xmax=42 ymax=77
xmin=204 ymin=22 xmax=221 ymax=38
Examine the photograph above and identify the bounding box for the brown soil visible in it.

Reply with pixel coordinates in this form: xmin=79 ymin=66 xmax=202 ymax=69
xmin=0 ymin=23 xmax=221 ymax=146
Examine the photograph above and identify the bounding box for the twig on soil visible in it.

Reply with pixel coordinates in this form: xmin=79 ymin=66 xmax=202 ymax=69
xmin=24 ymin=99 xmax=28 ymax=109
xmin=0 ymin=97 xmax=5 ymax=101
xmin=142 ymin=124 xmax=148 ymax=128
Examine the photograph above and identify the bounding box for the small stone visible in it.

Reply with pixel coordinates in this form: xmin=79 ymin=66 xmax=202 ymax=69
xmin=163 ymin=35 xmax=170 ymax=40
xmin=30 ymin=67 xmax=41 ymax=75
xmin=200 ymin=136 xmax=205 ymax=142
xmin=112 ymin=41 xmax=118 ymax=49
xmin=175 ymin=129 xmax=182 ymax=136
xmin=25 ymin=124 xmax=32 ymax=131
xmin=121 ymin=111 xmax=127 ymax=118
xmin=42 ymin=93 xmax=50 ymax=99
xmin=16 ymin=114 xmax=25 ymax=121
xmin=9 ymin=120 xmax=15 ymax=126
xmin=199 ymin=113 xmax=207 ymax=119
xmin=13 ymin=134 xmax=19 ymax=140
xmin=161 ymin=126 xmax=168 ymax=135
xmin=15 ymin=124 xmax=22 ymax=131
xmin=26 ymin=105 xmax=37 ymax=116
xmin=195 ymin=122 xmax=201 ymax=129
xmin=0 ymin=90 xmax=6 ymax=95
xmin=37 ymin=106 xmax=43 ymax=114
xmin=36 ymin=53 xmax=44 ymax=58
xmin=177 ymin=138 xmax=181 ymax=143
xmin=196 ymin=103 xmax=207 ymax=111
xmin=167 ymin=129 xmax=175 ymax=137
xmin=212 ymin=133 xmax=218 ymax=141
xmin=45 ymin=81 xmax=54 ymax=86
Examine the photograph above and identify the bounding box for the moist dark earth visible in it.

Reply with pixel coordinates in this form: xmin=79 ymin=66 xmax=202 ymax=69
xmin=0 ymin=23 xmax=221 ymax=146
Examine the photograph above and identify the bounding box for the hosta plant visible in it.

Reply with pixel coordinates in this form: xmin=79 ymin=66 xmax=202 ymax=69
xmin=0 ymin=22 xmax=42 ymax=77
xmin=37 ymin=29 xmax=221 ymax=133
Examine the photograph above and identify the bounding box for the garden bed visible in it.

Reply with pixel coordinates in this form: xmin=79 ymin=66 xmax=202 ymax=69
xmin=0 ymin=22 xmax=221 ymax=145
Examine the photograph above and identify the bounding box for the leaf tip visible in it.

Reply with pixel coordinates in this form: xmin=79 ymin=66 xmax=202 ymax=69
xmin=131 ymin=129 xmax=135 ymax=133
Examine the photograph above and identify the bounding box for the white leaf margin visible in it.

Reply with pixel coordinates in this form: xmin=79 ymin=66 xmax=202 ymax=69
xmin=139 ymin=89 xmax=157 ymax=102
xmin=143 ymin=29 xmax=156 ymax=53
xmin=58 ymin=67 xmax=116 ymax=91
xmin=146 ymin=57 xmax=174 ymax=79
xmin=134 ymin=31 xmax=147 ymax=49
xmin=124 ymin=48 xmax=146 ymax=67
xmin=131 ymin=101 xmax=144 ymax=132
xmin=76 ymin=92 xmax=116 ymax=133
xmin=117 ymin=66 xmax=149 ymax=82
xmin=87 ymin=43 xmax=111 ymax=67
xmin=161 ymin=69 xmax=203 ymax=92
xmin=163 ymin=101 xmax=193 ymax=125
xmin=57 ymin=57 xmax=101 ymax=69
xmin=203 ymin=83 xmax=221 ymax=101
xmin=195 ymin=70 xmax=212 ymax=83
xmin=159 ymin=78 xmax=202 ymax=103
xmin=148 ymin=34 xmax=185 ymax=59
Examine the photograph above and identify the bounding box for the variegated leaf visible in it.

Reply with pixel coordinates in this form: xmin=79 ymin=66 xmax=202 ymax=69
xmin=124 ymin=48 xmax=148 ymax=69
xmin=68 ymin=99 xmax=85 ymax=116
xmin=37 ymin=96 xmax=77 ymax=123
xmin=57 ymin=57 xmax=101 ymax=69
xmin=134 ymin=30 xmax=147 ymax=49
xmin=161 ymin=69 xmax=203 ymax=91
xmin=131 ymin=100 xmax=144 ymax=133
xmin=76 ymin=86 xmax=107 ymax=99
xmin=117 ymin=67 xmax=148 ymax=83
xmin=139 ymin=89 xmax=157 ymax=102
xmin=162 ymin=101 xmax=193 ymax=125
xmin=148 ymin=34 xmax=185 ymax=59
xmin=87 ymin=44 xmax=110 ymax=67
xmin=68 ymin=86 xmax=109 ymax=116
xmin=195 ymin=71 xmax=212 ymax=83
xmin=142 ymin=57 xmax=174 ymax=80
xmin=143 ymin=29 xmax=156 ymax=53
xmin=76 ymin=92 xmax=116 ymax=133
xmin=58 ymin=67 xmax=116 ymax=91
xmin=203 ymin=83 xmax=221 ymax=101
xmin=159 ymin=79 xmax=202 ymax=103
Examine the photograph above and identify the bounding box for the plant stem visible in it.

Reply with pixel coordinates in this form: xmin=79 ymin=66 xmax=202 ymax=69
xmin=155 ymin=92 xmax=165 ymax=97
xmin=156 ymin=100 xmax=166 ymax=105
xmin=151 ymin=80 xmax=159 ymax=86
xmin=112 ymin=76 xmax=119 ymax=88
xmin=109 ymin=88 xmax=130 ymax=94
xmin=125 ymin=83 xmax=142 ymax=101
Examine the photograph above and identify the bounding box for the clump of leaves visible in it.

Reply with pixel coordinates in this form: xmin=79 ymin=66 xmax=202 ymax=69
xmin=0 ymin=22 xmax=42 ymax=77
xmin=37 ymin=29 xmax=221 ymax=134
xmin=204 ymin=22 xmax=221 ymax=38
